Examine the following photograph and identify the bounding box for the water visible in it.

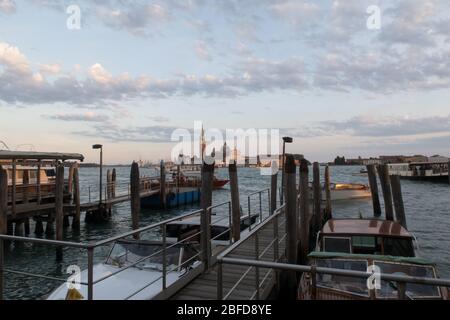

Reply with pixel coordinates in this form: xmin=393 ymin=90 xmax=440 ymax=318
xmin=2 ymin=166 xmax=450 ymax=299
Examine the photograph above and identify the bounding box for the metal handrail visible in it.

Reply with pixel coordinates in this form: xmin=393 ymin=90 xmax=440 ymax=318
xmin=219 ymin=257 xmax=450 ymax=290
xmin=247 ymin=188 xmax=270 ymax=231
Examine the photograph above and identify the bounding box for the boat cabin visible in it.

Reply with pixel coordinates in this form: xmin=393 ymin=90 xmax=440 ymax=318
xmin=318 ymin=219 xmax=416 ymax=257
xmin=300 ymin=252 xmax=446 ymax=300
xmin=166 ymin=213 xmax=259 ymax=243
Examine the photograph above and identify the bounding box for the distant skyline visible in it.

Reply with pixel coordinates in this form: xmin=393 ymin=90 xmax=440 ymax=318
xmin=1 ymin=0 xmax=450 ymax=164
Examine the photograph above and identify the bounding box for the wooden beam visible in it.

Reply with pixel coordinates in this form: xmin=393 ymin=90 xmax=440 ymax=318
xmin=228 ymin=161 xmax=241 ymax=242
xmin=367 ymin=164 xmax=382 ymax=217
xmin=390 ymin=175 xmax=407 ymax=229
xmin=270 ymin=161 xmax=278 ymax=215
xmin=130 ymin=162 xmax=140 ymax=239
xmin=200 ymin=160 xmax=214 ymax=271
xmin=312 ymin=162 xmax=322 ymax=234
xmin=377 ymin=164 xmax=394 ymax=221
xmin=55 ymin=164 xmax=64 ymax=261
xmin=324 ymin=165 xmax=332 ymax=220
xmin=159 ymin=160 xmax=166 ymax=209
xmin=11 ymin=160 xmax=16 ymax=217
xmin=37 ymin=161 xmax=42 ymax=205
xmin=0 ymin=166 xmax=6 ymax=301
xmin=72 ymin=165 xmax=81 ymax=230
xmin=284 ymin=154 xmax=298 ymax=299
xmin=299 ymin=159 xmax=310 ymax=264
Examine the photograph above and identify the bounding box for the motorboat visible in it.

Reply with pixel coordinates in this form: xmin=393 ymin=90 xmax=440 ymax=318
xmin=298 ymin=219 xmax=448 ymax=300
xmin=310 ymin=183 xmax=372 ymax=201
xmin=47 ymin=240 xmax=202 ymax=300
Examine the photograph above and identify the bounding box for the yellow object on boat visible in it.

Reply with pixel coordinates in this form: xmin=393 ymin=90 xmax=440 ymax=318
xmin=65 ymin=288 xmax=84 ymax=300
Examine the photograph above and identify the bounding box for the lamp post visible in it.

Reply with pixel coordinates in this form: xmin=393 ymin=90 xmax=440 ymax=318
xmin=280 ymin=137 xmax=293 ymax=204
xmin=92 ymin=144 xmax=103 ymax=204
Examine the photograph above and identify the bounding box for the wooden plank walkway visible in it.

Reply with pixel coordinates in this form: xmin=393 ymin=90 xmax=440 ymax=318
xmin=170 ymin=217 xmax=286 ymax=300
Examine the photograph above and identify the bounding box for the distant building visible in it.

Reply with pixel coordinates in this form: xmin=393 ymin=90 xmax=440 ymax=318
xmin=379 ymin=155 xmax=406 ymax=164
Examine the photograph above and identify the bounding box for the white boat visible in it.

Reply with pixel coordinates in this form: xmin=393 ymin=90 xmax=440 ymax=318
xmin=310 ymin=183 xmax=371 ymax=201
xmin=47 ymin=240 xmax=201 ymax=300
xmin=389 ymin=161 xmax=449 ymax=182
xmin=47 ymin=213 xmax=259 ymax=300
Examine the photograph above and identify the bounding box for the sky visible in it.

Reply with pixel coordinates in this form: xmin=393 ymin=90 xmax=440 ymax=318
xmin=0 ymin=0 xmax=450 ymax=164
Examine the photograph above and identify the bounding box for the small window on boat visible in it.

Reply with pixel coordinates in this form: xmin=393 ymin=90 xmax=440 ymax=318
xmin=383 ymin=237 xmax=415 ymax=257
xmin=315 ymin=259 xmax=369 ymax=297
xmin=352 ymin=236 xmax=379 ymax=254
xmin=374 ymin=261 xmax=441 ymax=299
xmin=323 ymin=237 xmax=351 ymax=253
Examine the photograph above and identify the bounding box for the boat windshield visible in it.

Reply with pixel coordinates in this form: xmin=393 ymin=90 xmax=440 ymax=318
xmin=315 ymin=259 xmax=369 ymax=297
xmin=106 ymin=241 xmax=199 ymax=271
xmin=374 ymin=261 xmax=441 ymax=299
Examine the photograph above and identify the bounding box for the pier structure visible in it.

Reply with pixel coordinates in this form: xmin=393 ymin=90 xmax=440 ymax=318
xmin=1 ymin=155 xmax=450 ymax=300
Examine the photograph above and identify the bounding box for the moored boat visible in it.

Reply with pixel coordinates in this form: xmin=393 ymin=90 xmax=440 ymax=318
xmin=310 ymin=183 xmax=372 ymax=201
xmin=298 ymin=219 xmax=448 ymax=300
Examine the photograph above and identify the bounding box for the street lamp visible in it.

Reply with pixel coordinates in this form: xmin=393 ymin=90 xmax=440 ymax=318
xmin=280 ymin=137 xmax=293 ymax=204
xmin=92 ymin=144 xmax=103 ymax=204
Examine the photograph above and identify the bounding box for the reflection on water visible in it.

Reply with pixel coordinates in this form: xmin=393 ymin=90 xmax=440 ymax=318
xmin=3 ymin=166 xmax=450 ymax=299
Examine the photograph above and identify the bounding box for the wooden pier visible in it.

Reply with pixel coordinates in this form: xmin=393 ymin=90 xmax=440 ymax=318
xmin=1 ymin=155 xmax=450 ymax=301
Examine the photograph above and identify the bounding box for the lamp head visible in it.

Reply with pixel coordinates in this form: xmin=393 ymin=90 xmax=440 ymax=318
xmin=282 ymin=137 xmax=293 ymax=143
xmin=92 ymin=144 xmax=103 ymax=150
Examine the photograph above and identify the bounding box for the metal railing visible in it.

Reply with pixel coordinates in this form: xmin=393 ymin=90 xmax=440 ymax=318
xmin=246 ymin=188 xmax=270 ymax=231
xmin=217 ymin=204 xmax=450 ymax=300
xmin=0 ymin=208 xmax=205 ymax=300
xmin=217 ymin=204 xmax=287 ymax=300
xmin=218 ymin=257 xmax=450 ymax=300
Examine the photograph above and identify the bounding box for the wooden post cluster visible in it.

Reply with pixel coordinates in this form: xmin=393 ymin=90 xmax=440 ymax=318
xmin=367 ymin=164 xmax=382 ymax=217
xmin=284 ymin=154 xmax=298 ymax=299
xmin=298 ymin=159 xmax=310 ymax=264
xmin=228 ymin=161 xmax=241 ymax=242
xmin=377 ymin=164 xmax=394 ymax=221
xmin=200 ymin=160 xmax=214 ymax=271
xmin=130 ymin=162 xmax=140 ymax=239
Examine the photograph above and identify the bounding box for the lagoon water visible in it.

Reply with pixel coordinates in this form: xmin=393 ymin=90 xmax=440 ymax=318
xmin=3 ymin=166 xmax=450 ymax=299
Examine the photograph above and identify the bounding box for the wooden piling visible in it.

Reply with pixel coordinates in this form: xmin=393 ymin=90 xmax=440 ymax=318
xmin=324 ymin=165 xmax=332 ymax=220
xmin=11 ymin=160 xmax=16 ymax=217
xmin=367 ymin=164 xmax=382 ymax=217
xmin=390 ymin=175 xmax=407 ymax=229
xmin=377 ymin=164 xmax=394 ymax=221
xmin=112 ymin=168 xmax=116 ymax=198
xmin=200 ymin=160 xmax=214 ymax=271
xmin=34 ymin=218 xmax=44 ymax=235
xmin=72 ymin=166 xmax=81 ymax=230
xmin=299 ymin=159 xmax=310 ymax=264
xmin=14 ymin=221 xmax=24 ymax=237
xmin=130 ymin=162 xmax=140 ymax=239
xmin=228 ymin=161 xmax=241 ymax=242
xmin=37 ymin=161 xmax=42 ymax=204
xmin=22 ymin=169 xmax=29 ymax=204
xmin=312 ymin=162 xmax=322 ymax=234
xmin=22 ymin=170 xmax=30 ymax=235
xmin=0 ymin=166 xmax=7 ymax=301
xmin=159 ymin=160 xmax=166 ymax=209
xmin=270 ymin=161 xmax=278 ymax=215
xmin=106 ymin=169 xmax=112 ymax=199
xmin=55 ymin=164 xmax=64 ymax=261
xmin=448 ymin=161 xmax=450 ymax=185
xmin=68 ymin=163 xmax=75 ymax=197
xmin=284 ymin=154 xmax=298 ymax=299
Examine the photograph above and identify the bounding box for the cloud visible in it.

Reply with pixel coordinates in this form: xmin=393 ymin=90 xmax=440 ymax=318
xmin=283 ymin=114 xmax=450 ymax=139
xmin=148 ymin=116 xmax=170 ymax=123
xmin=0 ymin=0 xmax=15 ymax=14
xmin=46 ymin=112 xmax=110 ymax=122
xmin=194 ymin=40 xmax=212 ymax=61
xmin=74 ymin=124 xmax=179 ymax=143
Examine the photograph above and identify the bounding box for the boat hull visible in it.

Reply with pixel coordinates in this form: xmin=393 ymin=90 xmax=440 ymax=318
xmin=140 ymin=187 xmax=201 ymax=209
